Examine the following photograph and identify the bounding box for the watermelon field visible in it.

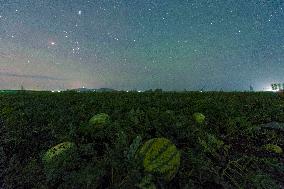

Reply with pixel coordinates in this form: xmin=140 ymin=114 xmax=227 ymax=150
xmin=0 ymin=91 xmax=283 ymax=188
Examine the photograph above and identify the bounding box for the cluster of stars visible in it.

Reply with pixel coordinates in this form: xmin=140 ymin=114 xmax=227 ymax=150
xmin=0 ymin=0 xmax=283 ymax=91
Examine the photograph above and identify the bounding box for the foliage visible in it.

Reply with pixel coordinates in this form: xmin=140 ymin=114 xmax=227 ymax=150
xmin=136 ymin=175 xmax=156 ymax=189
xmin=221 ymin=157 xmax=251 ymax=188
xmin=250 ymin=173 xmax=279 ymax=189
xmin=0 ymin=91 xmax=284 ymax=188
xmin=271 ymin=83 xmax=284 ymax=91
xmin=198 ymin=133 xmax=224 ymax=157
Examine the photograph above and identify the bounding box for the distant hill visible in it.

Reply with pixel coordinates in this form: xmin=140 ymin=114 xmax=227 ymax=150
xmin=96 ymin=88 xmax=117 ymax=92
xmin=67 ymin=88 xmax=117 ymax=92
xmin=0 ymin=90 xmax=18 ymax=94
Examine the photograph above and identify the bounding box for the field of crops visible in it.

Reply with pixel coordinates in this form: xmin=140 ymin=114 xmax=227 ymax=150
xmin=0 ymin=91 xmax=283 ymax=189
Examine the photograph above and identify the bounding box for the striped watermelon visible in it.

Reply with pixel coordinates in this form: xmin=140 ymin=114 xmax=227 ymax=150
xmin=42 ymin=142 xmax=76 ymax=164
xmin=79 ymin=113 xmax=110 ymax=137
xmin=138 ymin=138 xmax=181 ymax=181
xmin=262 ymin=144 xmax=283 ymax=154
xmin=88 ymin=113 xmax=110 ymax=129
xmin=193 ymin=112 xmax=205 ymax=124
xmin=42 ymin=142 xmax=77 ymax=181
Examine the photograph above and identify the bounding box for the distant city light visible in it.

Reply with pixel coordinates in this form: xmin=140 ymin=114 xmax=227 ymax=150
xmin=263 ymin=87 xmax=277 ymax=92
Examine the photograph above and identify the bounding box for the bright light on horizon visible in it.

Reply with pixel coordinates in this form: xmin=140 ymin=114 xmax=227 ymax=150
xmin=263 ymin=87 xmax=277 ymax=92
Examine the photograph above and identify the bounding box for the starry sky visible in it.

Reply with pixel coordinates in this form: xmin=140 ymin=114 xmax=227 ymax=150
xmin=0 ymin=0 xmax=283 ymax=91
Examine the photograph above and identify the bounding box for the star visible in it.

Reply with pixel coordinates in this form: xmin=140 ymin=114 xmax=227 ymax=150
xmin=0 ymin=1 xmax=283 ymax=91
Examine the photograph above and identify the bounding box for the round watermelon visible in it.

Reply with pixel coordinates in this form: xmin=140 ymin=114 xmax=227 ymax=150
xmin=89 ymin=113 xmax=110 ymax=129
xmin=42 ymin=142 xmax=77 ymax=181
xmin=79 ymin=113 xmax=111 ymax=137
xmin=138 ymin=138 xmax=181 ymax=181
xmin=43 ymin=142 xmax=76 ymax=163
xmin=193 ymin=112 xmax=205 ymax=124
xmin=262 ymin=144 xmax=283 ymax=154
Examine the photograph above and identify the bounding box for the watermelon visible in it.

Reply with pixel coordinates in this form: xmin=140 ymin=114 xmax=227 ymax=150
xmin=262 ymin=144 xmax=283 ymax=154
xmin=138 ymin=138 xmax=181 ymax=181
xmin=42 ymin=142 xmax=77 ymax=182
xmin=42 ymin=142 xmax=76 ymax=163
xmin=89 ymin=113 xmax=110 ymax=129
xmin=79 ymin=113 xmax=111 ymax=138
xmin=193 ymin=112 xmax=205 ymax=124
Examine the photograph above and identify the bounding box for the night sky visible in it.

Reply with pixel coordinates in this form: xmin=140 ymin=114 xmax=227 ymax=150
xmin=0 ymin=0 xmax=283 ymax=91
